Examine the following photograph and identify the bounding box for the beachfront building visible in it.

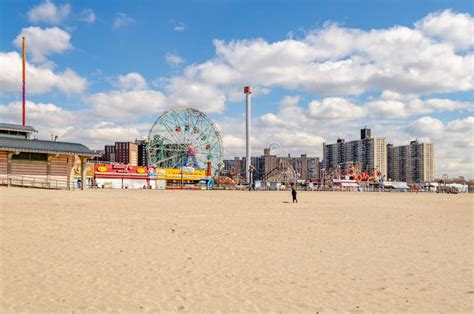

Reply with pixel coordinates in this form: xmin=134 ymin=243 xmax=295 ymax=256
xmin=387 ymin=140 xmax=435 ymax=183
xmin=0 ymin=122 xmax=97 ymax=189
xmin=323 ymin=128 xmax=387 ymax=177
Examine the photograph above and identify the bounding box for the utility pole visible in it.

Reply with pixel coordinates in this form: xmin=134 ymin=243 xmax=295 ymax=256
xmin=181 ymin=153 xmax=184 ymax=189
xmin=244 ymin=86 xmax=252 ymax=190
xmin=22 ymin=37 xmax=26 ymax=126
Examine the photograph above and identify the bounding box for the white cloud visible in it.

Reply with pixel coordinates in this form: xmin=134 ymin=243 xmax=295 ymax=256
xmin=57 ymin=68 xmax=88 ymax=94
xmin=81 ymin=122 xmax=142 ymax=145
xmin=27 ymin=0 xmax=70 ymax=25
xmin=165 ymin=53 xmax=184 ymax=66
xmin=174 ymin=22 xmax=185 ymax=32
xmin=407 ymin=116 xmax=445 ymax=138
xmin=415 ymin=10 xmax=474 ymax=50
xmin=0 ymin=100 xmax=75 ymax=128
xmin=0 ymin=51 xmax=87 ymax=94
xmin=113 ymin=72 xmax=148 ymax=91
xmin=308 ymin=97 xmax=365 ymax=120
xmin=409 ymin=98 xmax=473 ymax=114
xmin=113 ymin=13 xmax=134 ymax=29
xmin=446 ymin=116 xmax=474 ymax=132
xmin=79 ymin=9 xmax=96 ymax=23
xmin=259 ymin=113 xmax=286 ymax=127
xmin=279 ymin=95 xmax=300 ymax=109
xmin=380 ymin=90 xmax=405 ymax=101
xmin=0 ymin=100 xmax=79 ymax=141
xmin=170 ymin=11 xmax=472 ymax=98
xmin=270 ymin=131 xmax=324 ymax=149
xmin=84 ymin=90 xmax=167 ymax=122
xmin=166 ymin=77 xmax=226 ymax=113
xmin=13 ymin=27 xmax=72 ymax=62
xmin=222 ymin=134 xmax=245 ymax=148
xmin=366 ymin=100 xmax=406 ymax=118
xmin=366 ymin=97 xmax=473 ymax=118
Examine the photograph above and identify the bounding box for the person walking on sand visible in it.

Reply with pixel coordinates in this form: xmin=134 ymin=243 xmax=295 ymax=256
xmin=291 ymin=187 xmax=298 ymax=203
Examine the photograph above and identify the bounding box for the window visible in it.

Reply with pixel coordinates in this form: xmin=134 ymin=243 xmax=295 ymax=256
xmin=12 ymin=152 xmax=48 ymax=161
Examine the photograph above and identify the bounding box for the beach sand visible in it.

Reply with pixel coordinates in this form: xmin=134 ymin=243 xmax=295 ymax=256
xmin=1 ymin=188 xmax=473 ymax=312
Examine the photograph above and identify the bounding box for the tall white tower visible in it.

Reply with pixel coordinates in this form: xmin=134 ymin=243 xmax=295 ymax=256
xmin=244 ymin=86 xmax=252 ymax=186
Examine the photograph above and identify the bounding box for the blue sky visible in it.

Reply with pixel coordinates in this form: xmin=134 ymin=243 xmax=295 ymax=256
xmin=0 ymin=0 xmax=473 ymax=177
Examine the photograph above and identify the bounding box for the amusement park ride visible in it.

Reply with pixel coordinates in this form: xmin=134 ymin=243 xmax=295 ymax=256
xmin=146 ymin=108 xmax=224 ymax=188
xmin=321 ymin=163 xmax=385 ymax=189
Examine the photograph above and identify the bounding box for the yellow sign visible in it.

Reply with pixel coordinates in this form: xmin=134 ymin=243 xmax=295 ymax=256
xmin=136 ymin=167 xmax=146 ymax=174
xmin=164 ymin=168 xmax=207 ymax=176
xmin=97 ymin=165 xmax=107 ymax=172
xmin=153 ymin=168 xmax=208 ymax=178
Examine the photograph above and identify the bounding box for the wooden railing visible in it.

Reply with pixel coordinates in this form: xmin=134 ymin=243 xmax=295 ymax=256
xmin=2 ymin=175 xmax=73 ymax=190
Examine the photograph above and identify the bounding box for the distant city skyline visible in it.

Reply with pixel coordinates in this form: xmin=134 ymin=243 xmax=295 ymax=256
xmin=0 ymin=0 xmax=472 ymax=178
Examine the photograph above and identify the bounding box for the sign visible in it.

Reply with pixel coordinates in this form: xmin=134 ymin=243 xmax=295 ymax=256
xmin=94 ymin=164 xmax=149 ymax=178
xmin=112 ymin=164 xmax=129 ymax=169
xmin=162 ymin=168 xmax=207 ymax=176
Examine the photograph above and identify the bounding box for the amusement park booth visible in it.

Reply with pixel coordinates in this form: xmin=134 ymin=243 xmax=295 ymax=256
xmin=0 ymin=123 xmax=98 ymax=189
xmin=154 ymin=167 xmax=212 ymax=190
xmin=93 ymin=164 xmax=212 ymax=189
xmin=94 ymin=164 xmax=150 ymax=189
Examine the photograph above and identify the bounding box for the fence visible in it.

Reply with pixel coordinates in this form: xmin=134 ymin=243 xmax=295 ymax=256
xmin=1 ymin=175 xmax=73 ymax=190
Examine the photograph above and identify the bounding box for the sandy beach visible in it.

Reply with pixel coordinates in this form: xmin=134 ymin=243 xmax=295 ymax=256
xmin=1 ymin=188 xmax=472 ymax=312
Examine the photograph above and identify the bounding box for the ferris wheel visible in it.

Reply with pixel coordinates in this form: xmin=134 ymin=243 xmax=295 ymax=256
xmin=146 ymin=108 xmax=223 ymax=176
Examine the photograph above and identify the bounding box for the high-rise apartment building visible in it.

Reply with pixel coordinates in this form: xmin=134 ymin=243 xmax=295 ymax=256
xmin=323 ymin=128 xmax=387 ymax=177
xmin=388 ymin=140 xmax=435 ymax=183
xmin=114 ymin=142 xmax=138 ymax=166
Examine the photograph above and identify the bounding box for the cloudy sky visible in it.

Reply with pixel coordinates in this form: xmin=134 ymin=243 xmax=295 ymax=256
xmin=0 ymin=0 xmax=473 ymax=178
